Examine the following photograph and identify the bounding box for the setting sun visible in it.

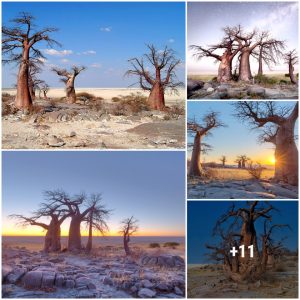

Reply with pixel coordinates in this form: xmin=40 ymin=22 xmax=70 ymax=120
xmin=269 ymin=156 xmax=276 ymax=165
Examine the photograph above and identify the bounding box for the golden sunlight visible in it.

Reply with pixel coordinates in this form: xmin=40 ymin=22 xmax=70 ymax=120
xmin=269 ymin=156 xmax=276 ymax=165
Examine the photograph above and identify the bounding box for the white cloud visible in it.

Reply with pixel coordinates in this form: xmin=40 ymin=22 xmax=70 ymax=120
xmin=61 ymin=59 xmax=70 ymax=63
xmin=168 ymin=38 xmax=175 ymax=43
xmin=90 ymin=63 xmax=101 ymax=68
xmin=37 ymin=57 xmax=47 ymax=63
xmin=100 ymin=27 xmax=112 ymax=32
xmin=44 ymin=49 xmax=73 ymax=56
xmin=82 ymin=50 xmax=96 ymax=55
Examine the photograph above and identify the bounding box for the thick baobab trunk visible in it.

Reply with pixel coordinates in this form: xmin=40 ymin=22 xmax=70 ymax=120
xmin=68 ymin=215 xmax=82 ymax=251
xmin=66 ymin=77 xmax=76 ymax=104
xmin=274 ymin=119 xmax=298 ymax=185
xmin=239 ymin=49 xmax=252 ymax=82
xmin=85 ymin=213 xmax=93 ymax=253
xmin=15 ymin=47 xmax=32 ymax=109
xmin=148 ymin=82 xmax=165 ymax=110
xmin=124 ymin=236 xmax=131 ymax=255
xmin=217 ymin=52 xmax=233 ymax=83
xmin=288 ymin=62 xmax=297 ymax=84
xmin=188 ymin=133 xmax=204 ymax=177
xmin=43 ymin=217 xmax=62 ymax=252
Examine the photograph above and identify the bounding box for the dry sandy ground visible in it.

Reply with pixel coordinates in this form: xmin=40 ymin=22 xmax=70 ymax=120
xmin=2 ymin=89 xmax=185 ymax=149
xmin=2 ymin=241 xmax=185 ymax=298
xmin=187 ymin=167 xmax=298 ymax=199
xmin=188 ymin=257 xmax=298 ymax=298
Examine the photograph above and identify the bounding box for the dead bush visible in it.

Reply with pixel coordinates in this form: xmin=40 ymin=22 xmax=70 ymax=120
xmin=166 ymin=104 xmax=185 ymax=119
xmin=110 ymin=92 xmax=149 ymax=115
xmin=2 ymin=102 xmax=18 ymax=116
xmin=247 ymin=161 xmax=264 ymax=180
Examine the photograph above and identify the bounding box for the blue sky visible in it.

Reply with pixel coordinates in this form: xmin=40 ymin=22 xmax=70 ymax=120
xmin=187 ymin=101 xmax=298 ymax=165
xmin=2 ymin=2 xmax=185 ymax=88
xmin=188 ymin=2 xmax=299 ymax=74
xmin=2 ymin=151 xmax=185 ymax=236
xmin=188 ymin=201 xmax=298 ymax=264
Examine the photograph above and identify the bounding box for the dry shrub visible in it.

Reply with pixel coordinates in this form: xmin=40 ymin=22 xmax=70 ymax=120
xmin=76 ymin=92 xmax=96 ymax=100
xmin=2 ymin=102 xmax=18 ymax=116
xmin=110 ymin=92 xmax=149 ymax=115
xmin=149 ymin=243 xmax=160 ymax=248
xmin=112 ymin=96 xmax=121 ymax=102
xmin=91 ymin=99 xmax=104 ymax=112
xmin=247 ymin=161 xmax=264 ymax=180
xmin=2 ymin=93 xmax=13 ymax=102
xmin=163 ymin=242 xmax=180 ymax=249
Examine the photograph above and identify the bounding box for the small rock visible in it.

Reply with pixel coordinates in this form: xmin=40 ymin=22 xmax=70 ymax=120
xmin=69 ymin=131 xmax=76 ymax=137
xmin=207 ymin=87 xmax=214 ymax=93
xmin=102 ymin=276 xmax=113 ymax=286
xmin=48 ymin=135 xmax=65 ymax=147
xmin=174 ymin=286 xmax=184 ymax=296
xmin=88 ymin=282 xmax=96 ymax=290
xmin=138 ymin=288 xmax=156 ymax=298
xmin=65 ymin=279 xmax=75 ymax=288
xmin=142 ymin=279 xmax=154 ymax=289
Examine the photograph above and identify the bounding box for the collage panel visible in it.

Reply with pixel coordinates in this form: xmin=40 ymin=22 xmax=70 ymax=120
xmin=187 ymin=200 xmax=299 ymax=298
xmin=187 ymin=1 xmax=298 ymax=100
xmin=2 ymin=151 xmax=186 ymax=298
xmin=187 ymin=100 xmax=298 ymax=200
xmin=2 ymin=1 xmax=186 ymax=150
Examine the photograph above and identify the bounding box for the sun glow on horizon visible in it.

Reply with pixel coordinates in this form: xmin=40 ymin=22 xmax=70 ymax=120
xmin=268 ymin=156 xmax=276 ymax=165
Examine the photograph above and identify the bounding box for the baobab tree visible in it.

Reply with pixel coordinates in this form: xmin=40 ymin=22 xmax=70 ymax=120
xmin=2 ymin=12 xmax=60 ymax=109
xmin=207 ymin=201 xmax=290 ymax=282
xmin=220 ymin=156 xmax=227 ymax=167
xmin=235 ymin=157 xmax=242 ymax=168
xmin=119 ymin=216 xmax=139 ymax=256
xmin=39 ymin=83 xmax=50 ymax=100
xmin=84 ymin=194 xmax=111 ymax=253
xmin=43 ymin=190 xmax=109 ymax=252
xmin=284 ymin=49 xmax=298 ymax=84
xmin=234 ymin=101 xmax=298 ymax=185
xmin=252 ymin=31 xmax=285 ymax=76
xmin=238 ymin=155 xmax=249 ymax=169
xmin=190 ymin=26 xmax=243 ymax=82
xmin=52 ymin=66 xmax=86 ymax=103
xmin=188 ymin=112 xmax=225 ymax=177
xmin=9 ymin=201 xmax=70 ymax=252
xmin=126 ymin=44 xmax=182 ymax=110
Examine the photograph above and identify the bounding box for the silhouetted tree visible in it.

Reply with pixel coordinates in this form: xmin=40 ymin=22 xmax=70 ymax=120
xmin=234 ymin=101 xmax=298 ymax=185
xmin=52 ymin=66 xmax=86 ymax=103
xmin=2 ymin=12 xmax=60 ymax=108
xmin=220 ymin=155 xmax=227 ymax=167
xmin=119 ymin=216 xmax=138 ymax=256
xmin=9 ymin=200 xmax=70 ymax=252
xmin=84 ymin=194 xmax=111 ymax=253
xmin=188 ymin=112 xmax=225 ymax=177
xmin=126 ymin=44 xmax=182 ymax=110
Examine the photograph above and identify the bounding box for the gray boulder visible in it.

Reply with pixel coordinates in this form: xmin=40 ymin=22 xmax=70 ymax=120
xmin=138 ymin=288 xmax=156 ymax=298
xmin=23 ymin=271 xmax=43 ymax=289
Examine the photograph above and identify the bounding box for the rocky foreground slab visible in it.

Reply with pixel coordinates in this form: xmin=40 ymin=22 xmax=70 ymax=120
xmin=2 ymin=247 xmax=185 ymax=298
